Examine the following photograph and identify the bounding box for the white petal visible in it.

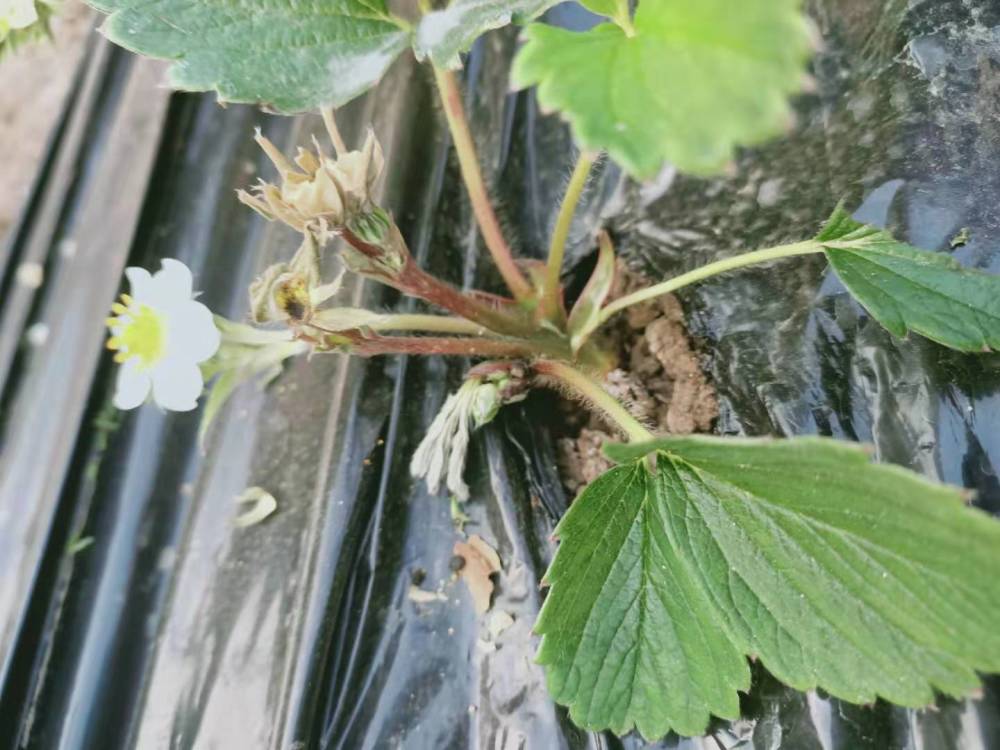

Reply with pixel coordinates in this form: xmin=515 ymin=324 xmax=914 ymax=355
xmin=151 ymin=359 xmax=204 ymax=411
xmin=6 ymin=0 xmax=38 ymax=29
xmin=154 ymin=259 xmax=193 ymax=298
xmin=124 ymin=267 xmax=154 ymax=303
xmin=165 ymin=301 xmax=220 ymax=363
xmin=145 ymin=258 xmax=194 ymax=309
xmin=114 ymin=359 xmax=152 ymax=410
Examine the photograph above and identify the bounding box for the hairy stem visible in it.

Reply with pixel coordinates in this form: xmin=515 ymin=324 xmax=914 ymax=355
xmin=533 ymin=360 xmax=654 ymax=443
xmin=541 ymin=150 xmax=596 ymax=321
xmin=598 ymin=239 xmax=824 ymax=324
xmin=394 ymin=259 xmax=538 ymax=338
xmin=342 ymin=333 xmax=547 ymax=359
xmin=433 ymin=66 xmax=534 ymax=303
xmin=366 ymin=314 xmax=490 ymax=335
xmin=338 ymin=226 xmax=536 ymax=338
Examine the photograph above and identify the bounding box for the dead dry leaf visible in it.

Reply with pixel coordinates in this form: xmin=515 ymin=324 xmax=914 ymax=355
xmin=407 ymin=585 xmax=447 ymax=604
xmin=234 ymin=486 xmax=277 ymax=527
xmin=485 ymin=609 xmax=514 ymax=640
xmin=453 ymin=534 xmax=502 ymax=614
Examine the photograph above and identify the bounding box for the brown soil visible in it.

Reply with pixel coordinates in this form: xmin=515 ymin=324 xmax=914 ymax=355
xmin=556 ymin=265 xmax=719 ymax=495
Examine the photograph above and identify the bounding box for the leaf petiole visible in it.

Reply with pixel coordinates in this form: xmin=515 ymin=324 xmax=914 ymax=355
xmin=432 ymin=66 xmax=534 ymax=303
xmin=596 ymin=239 xmax=825 ymax=327
xmin=533 ymin=360 xmax=653 ymax=443
xmin=540 ymin=150 xmax=597 ymax=322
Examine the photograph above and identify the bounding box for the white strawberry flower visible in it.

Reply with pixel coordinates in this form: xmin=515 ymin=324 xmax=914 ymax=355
xmin=105 ymin=259 xmax=220 ymax=411
xmin=1 ymin=0 xmax=38 ymax=31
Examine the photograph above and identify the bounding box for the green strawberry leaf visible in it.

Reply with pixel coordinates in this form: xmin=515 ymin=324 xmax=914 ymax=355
xmin=86 ymin=0 xmax=410 ymax=111
xmin=413 ymin=0 xmax=559 ymax=69
xmin=818 ymin=205 xmax=1000 ymax=352
xmin=539 ymin=435 xmax=1000 ymax=739
xmin=536 ymin=459 xmax=749 ymax=738
xmin=579 ymin=0 xmax=625 ymax=17
xmin=512 ymin=0 xmax=813 ymax=177
xmin=578 ymin=0 xmax=632 ymax=31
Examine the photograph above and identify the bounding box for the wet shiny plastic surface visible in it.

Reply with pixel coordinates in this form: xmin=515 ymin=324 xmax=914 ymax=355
xmin=1 ymin=1 xmax=998 ymax=748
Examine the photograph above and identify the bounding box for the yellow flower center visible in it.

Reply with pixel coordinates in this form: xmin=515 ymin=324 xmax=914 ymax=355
xmin=106 ymin=294 xmax=166 ymax=369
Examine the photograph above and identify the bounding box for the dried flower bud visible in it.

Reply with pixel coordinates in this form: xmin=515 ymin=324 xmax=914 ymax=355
xmin=237 ymin=128 xmax=384 ymax=242
xmin=248 ymin=235 xmax=325 ymax=324
xmin=327 ymin=130 xmax=384 ymax=216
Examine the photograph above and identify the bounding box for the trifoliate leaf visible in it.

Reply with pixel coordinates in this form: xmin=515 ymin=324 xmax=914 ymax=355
xmin=512 ymin=0 xmax=813 ymax=177
xmin=539 ymin=435 xmax=1000 ymax=740
xmin=818 ymin=206 xmax=1000 ymax=352
xmin=86 ymin=0 xmax=410 ymax=111
xmin=414 ymin=0 xmax=559 ymax=68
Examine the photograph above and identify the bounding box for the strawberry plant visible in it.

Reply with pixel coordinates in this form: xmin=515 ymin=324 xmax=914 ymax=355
xmin=85 ymin=0 xmax=1000 ymax=740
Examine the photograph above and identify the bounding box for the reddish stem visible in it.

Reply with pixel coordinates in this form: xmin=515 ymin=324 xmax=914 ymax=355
xmin=340 ymin=228 xmax=535 ymax=338
xmin=434 ymin=67 xmax=534 ymax=302
xmin=339 ymin=332 xmax=541 ymax=359
xmin=394 ymin=261 xmax=535 ymax=337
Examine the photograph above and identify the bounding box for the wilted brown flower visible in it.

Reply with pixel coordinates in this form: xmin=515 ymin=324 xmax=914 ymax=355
xmin=247 ymin=232 xmax=383 ymax=335
xmin=238 ymin=127 xmax=385 ymax=242
xmin=248 ymin=233 xmax=323 ymax=323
